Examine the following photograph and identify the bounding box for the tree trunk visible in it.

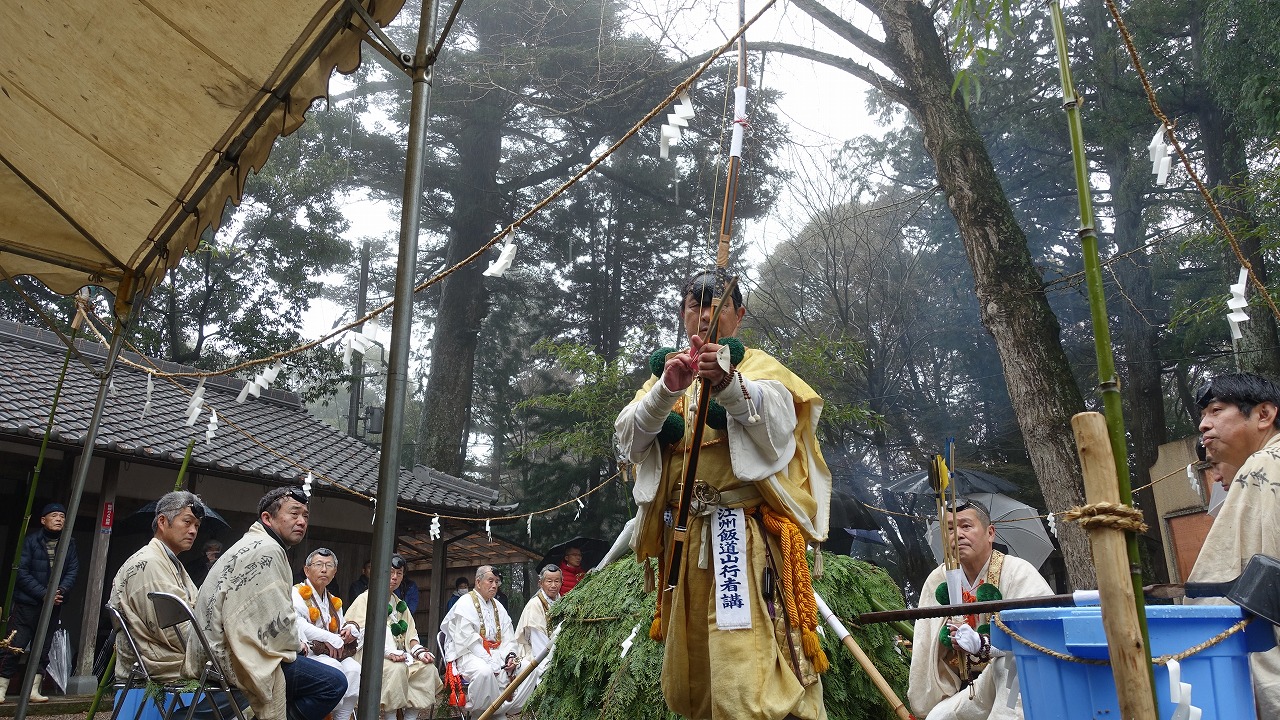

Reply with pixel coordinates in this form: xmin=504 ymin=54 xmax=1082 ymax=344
xmin=417 ymin=91 xmax=506 ymax=475
xmin=870 ymin=0 xmax=1094 ymax=587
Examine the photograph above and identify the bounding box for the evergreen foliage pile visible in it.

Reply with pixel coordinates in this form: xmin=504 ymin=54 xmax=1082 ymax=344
xmin=527 ymin=552 xmax=909 ymax=720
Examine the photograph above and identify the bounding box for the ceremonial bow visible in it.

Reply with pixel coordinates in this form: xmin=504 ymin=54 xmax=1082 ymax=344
xmin=666 ymin=0 xmax=751 ymax=591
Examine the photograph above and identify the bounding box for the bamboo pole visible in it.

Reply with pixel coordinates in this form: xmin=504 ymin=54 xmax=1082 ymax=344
xmin=1046 ymin=0 xmax=1157 ymax=708
xmin=1072 ymin=413 xmax=1157 ymax=719
xmin=816 ymin=593 xmax=912 ymax=720
xmin=3 ymin=327 xmax=78 ymax=620
xmin=475 ymin=640 xmax=551 ymax=720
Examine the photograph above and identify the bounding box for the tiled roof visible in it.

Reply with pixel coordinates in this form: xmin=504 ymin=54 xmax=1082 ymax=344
xmin=0 ymin=319 xmax=513 ymax=516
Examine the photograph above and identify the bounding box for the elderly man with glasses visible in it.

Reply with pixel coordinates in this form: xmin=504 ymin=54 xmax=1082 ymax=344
xmin=108 ymin=492 xmax=205 ymax=683
xmin=908 ymin=498 xmax=1051 ymax=720
xmin=343 ymin=554 xmax=441 ymax=720
xmin=187 ymin=486 xmax=346 ymax=720
xmin=292 ymin=548 xmax=360 ymax=720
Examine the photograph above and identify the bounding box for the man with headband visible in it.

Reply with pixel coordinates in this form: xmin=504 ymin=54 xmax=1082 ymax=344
xmin=614 ymin=269 xmax=833 ymax=720
xmin=187 ymin=486 xmax=345 ymax=720
xmin=109 ymin=491 xmax=206 ymax=682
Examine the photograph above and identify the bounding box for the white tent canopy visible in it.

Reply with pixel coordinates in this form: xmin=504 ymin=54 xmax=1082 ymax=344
xmin=0 ymin=0 xmax=406 ymax=312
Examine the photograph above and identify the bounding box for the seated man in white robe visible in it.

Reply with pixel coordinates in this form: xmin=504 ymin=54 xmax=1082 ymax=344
xmin=292 ymin=548 xmax=361 ymax=720
xmin=109 ymin=491 xmax=205 ymax=681
xmin=909 ymin=498 xmax=1052 ymax=720
xmin=515 ymin=564 xmax=561 ymax=661
xmin=344 ymin=554 xmax=441 ymax=720
xmin=440 ymin=565 xmax=535 ymax=719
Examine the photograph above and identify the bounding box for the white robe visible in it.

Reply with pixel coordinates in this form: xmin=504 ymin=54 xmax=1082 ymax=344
xmin=344 ymin=590 xmax=441 ymax=711
xmin=1188 ymin=431 xmax=1280 ymax=717
xmin=514 ymin=590 xmax=555 ymax=660
xmin=441 ymin=590 xmax=535 ymax=718
xmin=109 ymin=537 xmax=200 ymax=680
xmin=909 ymin=553 xmax=1052 ymax=720
xmin=185 ymin=522 xmax=298 ymax=720
xmin=292 ymin=581 xmax=360 ymax=704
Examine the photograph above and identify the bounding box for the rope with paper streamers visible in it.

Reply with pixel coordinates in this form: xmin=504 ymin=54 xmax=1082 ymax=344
xmin=992 ymin=614 xmax=1251 ymax=667
xmin=77 ymin=317 xmax=624 ymax=526
xmin=61 ymin=0 xmax=779 ymax=383
xmin=1102 ymin=0 xmax=1280 ymax=328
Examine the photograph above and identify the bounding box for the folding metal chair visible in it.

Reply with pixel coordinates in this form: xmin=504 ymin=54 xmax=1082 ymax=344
xmin=147 ymin=592 xmax=248 ymax=720
xmin=106 ymin=605 xmax=159 ymax=720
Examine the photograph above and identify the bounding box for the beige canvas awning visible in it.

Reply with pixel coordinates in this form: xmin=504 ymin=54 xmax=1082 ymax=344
xmin=0 ymin=0 xmax=406 ymax=314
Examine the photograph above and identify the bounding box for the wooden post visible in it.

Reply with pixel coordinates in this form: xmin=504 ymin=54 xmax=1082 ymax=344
xmin=428 ymin=533 xmax=446 ymax=639
xmin=1071 ymin=412 xmax=1157 ymax=719
xmin=72 ymin=459 xmax=119 ymax=692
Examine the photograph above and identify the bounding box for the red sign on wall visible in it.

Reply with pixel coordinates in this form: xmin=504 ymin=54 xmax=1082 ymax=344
xmin=101 ymin=502 xmax=114 ymax=529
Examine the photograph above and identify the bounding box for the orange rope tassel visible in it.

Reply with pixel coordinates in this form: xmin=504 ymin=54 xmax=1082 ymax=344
xmin=757 ymin=505 xmax=829 ymax=674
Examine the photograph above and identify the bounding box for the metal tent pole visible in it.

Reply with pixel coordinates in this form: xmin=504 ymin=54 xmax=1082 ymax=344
xmin=355 ymin=0 xmax=438 ymax=715
xmin=15 ymin=315 xmax=130 ymax=717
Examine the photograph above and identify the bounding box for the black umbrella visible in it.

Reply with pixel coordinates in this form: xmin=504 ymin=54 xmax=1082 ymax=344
xmin=538 ymin=537 xmax=612 ymax=572
xmin=829 ymin=490 xmax=881 ymax=532
xmin=883 ymin=468 xmax=1018 ymax=496
xmin=119 ymin=500 xmax=231 ymax=534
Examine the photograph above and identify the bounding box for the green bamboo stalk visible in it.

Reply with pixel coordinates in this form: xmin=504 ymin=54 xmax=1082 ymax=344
xmin=174 ymin=438 xmax=196 ymax=490
xmin=86 ymin=650 xmax=116 ymax=720
xmin=3 ymin=326 xmax=78 ymax=621
xmin=867 ymin=595 xmax=914 ymax=641
xmin=1047 ymin=0 xmax=1157 ymax=705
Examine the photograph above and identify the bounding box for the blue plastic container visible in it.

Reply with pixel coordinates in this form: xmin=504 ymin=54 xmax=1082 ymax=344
xmin=990 ymin=605 xmax=1275 ymax=720
xmin=112 ymin=688 xmax=194 ymax=720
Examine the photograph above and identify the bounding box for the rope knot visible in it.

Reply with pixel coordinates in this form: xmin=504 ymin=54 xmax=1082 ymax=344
xmin=1062 ymin=501 xmax=1148 ymax=533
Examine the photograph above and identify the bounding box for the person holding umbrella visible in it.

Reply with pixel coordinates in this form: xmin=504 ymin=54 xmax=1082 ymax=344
xmin=908 ymin=498 xmax=1051 ymax=719
xmin=557 ymin=547 xmax=585 ymax=594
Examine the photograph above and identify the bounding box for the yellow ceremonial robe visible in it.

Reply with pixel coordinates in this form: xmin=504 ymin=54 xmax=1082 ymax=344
xmin=621 ymin=347 xmax=832 ymax=720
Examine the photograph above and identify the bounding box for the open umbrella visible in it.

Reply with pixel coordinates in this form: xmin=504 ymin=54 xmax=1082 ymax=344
xmin=119 ymin=500 xmax=231 ymax=535
xmin=885 ymin=468 xmax=1018 ymax=496
xmin=925 ymin=492 xmax=1054 ymax=570
xmin=829 ymin=490 xmax=882 ymax=533
xmin=538 ymin=537 xmax=612 ymax=573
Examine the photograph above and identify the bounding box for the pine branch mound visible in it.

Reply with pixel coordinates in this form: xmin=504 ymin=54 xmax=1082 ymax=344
xmin=527 ymin=552 xmax=910 ymax=720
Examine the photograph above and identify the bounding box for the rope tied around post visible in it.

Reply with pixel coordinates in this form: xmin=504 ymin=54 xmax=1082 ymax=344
xmin=991 ymin=615 xmax=1251 ymax=666
xmin=1062 ymin=502 xmax=1148 ymax=534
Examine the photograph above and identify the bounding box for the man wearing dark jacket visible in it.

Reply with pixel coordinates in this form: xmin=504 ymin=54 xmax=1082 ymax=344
xmin=0 ymin=503 xmax=79 ymax=703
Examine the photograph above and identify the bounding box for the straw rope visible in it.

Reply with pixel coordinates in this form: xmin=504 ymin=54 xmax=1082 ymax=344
xmin=1102 ymin=0 xmax=1280 ymax=325
xmin=68 ymin=0 xmax=778 ymax=383
xmin=991 ymin=615 xmax=1252 ymax=667
xmin=1061 ymin=502 xmax=1148 ymax=534
xmin=76 ymin=310 xmax=624 ymax=524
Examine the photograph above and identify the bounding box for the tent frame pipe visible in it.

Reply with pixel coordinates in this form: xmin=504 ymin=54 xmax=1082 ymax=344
xmin=14 ymin=313 xmax=131 ymax=718
xmin=1047 ymin=0 xmax=1157 ymax=707
xmin=355 ymin=0 xmax=439 ymax=715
